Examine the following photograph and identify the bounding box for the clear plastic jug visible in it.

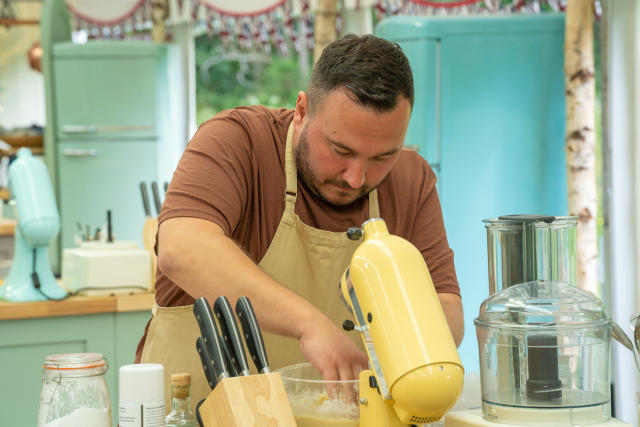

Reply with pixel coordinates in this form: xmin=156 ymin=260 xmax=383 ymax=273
xmin=38 ymin=353 xmax=111 ymax=427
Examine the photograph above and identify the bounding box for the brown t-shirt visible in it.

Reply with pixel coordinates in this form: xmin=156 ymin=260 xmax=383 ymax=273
xmin=136 ymin=105 xmax=459 ymax=360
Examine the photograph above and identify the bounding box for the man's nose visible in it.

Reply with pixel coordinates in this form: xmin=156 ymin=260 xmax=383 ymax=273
xmin=343 ymin=159 xmax=366 ymax=189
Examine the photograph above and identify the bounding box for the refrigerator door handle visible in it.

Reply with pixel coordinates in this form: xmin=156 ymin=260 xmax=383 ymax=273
xmin=62 ymin=148 xmax=98 ymax=158
xmin=61 ymin=125 xmax=153 ymax=134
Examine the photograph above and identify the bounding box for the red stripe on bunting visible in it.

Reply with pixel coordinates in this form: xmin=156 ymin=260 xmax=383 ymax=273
xmin=197 ymin=0 xmax=288 ymax=18
xmin=408 ymin=0 xmax=482 ymax=7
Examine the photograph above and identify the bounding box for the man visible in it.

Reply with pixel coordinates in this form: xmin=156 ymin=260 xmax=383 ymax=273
xmin=136 ymin=33 xmax=463 ymax=409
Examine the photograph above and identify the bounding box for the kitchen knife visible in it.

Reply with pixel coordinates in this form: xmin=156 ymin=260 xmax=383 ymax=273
xmin=193 ymin=297 xmax=230 ymax=383
xmin=218 ymin=331 xmax=239 ymax=377
xmin=151 ymin=181 xmax=162 ymax=216
xmin=214 ymin=296 xmax=251 ymax=376
xmin=235 ymin=296 xmax=271 ymax=374
xmin=139 ymin=182 xmax=151 ymax=217
xmin=106 ymin=209 xmax=113 ymax=243
xmin=195 ymin=336 xmax=217 ymax=389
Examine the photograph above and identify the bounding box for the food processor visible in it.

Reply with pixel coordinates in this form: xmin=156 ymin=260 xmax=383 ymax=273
xmin=445 ymin=215 xmax=631 ymax=426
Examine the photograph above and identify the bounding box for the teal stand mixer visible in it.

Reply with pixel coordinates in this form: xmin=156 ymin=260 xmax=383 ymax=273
xmin=0 ymin=148 xmax=67 ymax=302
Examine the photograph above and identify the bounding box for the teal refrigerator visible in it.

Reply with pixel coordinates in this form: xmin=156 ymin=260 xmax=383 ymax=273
xmin=376 ymin=14 xmax=567 ymax=372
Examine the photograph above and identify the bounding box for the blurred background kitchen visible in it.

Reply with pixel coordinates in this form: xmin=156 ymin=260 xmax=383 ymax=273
xmin=0 ymin=0 xmax=639 ymax=426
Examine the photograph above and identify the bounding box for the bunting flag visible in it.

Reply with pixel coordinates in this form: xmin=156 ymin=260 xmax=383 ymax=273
xmin=185 ymin=0 xmax=312 ymax=54
xmin=62 ymin=0 xmax=600 ymax=48
xmin=375 ymin=0 xmax=601 ymax=19
xmin=65 ymin=0 xmax=154 ymax=39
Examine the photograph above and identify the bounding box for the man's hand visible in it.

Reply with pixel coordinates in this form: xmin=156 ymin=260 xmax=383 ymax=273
xmin=298 ymin=316 xmax=368 ymax=382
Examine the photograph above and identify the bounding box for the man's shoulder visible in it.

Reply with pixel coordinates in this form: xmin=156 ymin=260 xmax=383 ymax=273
xmin=202 ymin=105 xmax=293 ymax=129
xmin=191 ymin=105 xmax=293 ymax=151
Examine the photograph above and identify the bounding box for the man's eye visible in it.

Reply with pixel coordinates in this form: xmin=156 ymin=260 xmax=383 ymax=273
xmin=334 ymin=148 xmax=351 ymax=156
xmin=373 ymin=155 xmax=392 ymax=162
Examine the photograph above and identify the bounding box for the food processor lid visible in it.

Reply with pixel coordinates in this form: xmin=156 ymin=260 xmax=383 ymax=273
xmin=475 ymin=280 xmax=610 ymax=330
xmin=482 ymin=215 xmax=578 ymax=230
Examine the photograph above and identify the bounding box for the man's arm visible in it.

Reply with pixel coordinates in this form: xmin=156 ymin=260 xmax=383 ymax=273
xmin=157 ymin=216 xmax=368 ymax=381
xmin=438 ymin=293 xmax=464 ymax=347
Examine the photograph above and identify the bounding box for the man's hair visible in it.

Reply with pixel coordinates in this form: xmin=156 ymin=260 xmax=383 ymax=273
xmin=307 ymin=34 xmax=414 ymax=114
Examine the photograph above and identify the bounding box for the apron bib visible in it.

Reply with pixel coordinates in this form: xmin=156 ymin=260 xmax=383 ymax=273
xmin=140 ymin=123 xmax=380 ymax=411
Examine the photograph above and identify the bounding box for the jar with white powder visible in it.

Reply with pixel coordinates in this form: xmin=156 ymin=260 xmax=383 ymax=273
xmin=37 ymin=353 xmax=111 ymax=427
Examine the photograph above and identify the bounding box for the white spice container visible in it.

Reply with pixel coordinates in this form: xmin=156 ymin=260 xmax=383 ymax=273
xmin=119 ymin=363 xmax=165 ymax=426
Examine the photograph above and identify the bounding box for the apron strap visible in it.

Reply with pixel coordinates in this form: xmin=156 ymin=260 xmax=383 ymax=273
xmin=368 ymin=189 xmax=380 ymax=218
xmin=284 ymin=122 xmax=297 ymax=213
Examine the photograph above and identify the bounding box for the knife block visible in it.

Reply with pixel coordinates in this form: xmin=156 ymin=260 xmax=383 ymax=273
xmin=198 ymin=372 xmax=296 ymax=426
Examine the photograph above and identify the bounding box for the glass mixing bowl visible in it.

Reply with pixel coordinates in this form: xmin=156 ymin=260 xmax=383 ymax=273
xmin=278 ymin=363 xmax=359 ymax=427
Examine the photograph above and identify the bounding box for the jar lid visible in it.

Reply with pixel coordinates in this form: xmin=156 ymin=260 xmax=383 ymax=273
xmin=119 ymin=364 xmax=164 ymax=403
xmin=43 ymin=353 xmax=108 ymax=377
xmin=475 ymin=280 xmax=610 ymax=331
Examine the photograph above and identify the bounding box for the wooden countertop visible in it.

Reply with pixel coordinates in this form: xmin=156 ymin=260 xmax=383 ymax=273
xmin=0 ymin=218 xmax=15 ymax=235
xmin=0 ymin=291 xmax=155 ymax=320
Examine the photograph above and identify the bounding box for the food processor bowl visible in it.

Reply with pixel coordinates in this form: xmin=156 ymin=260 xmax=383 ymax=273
xmin=475 ymin=280 xmax=612 ymax=425
xmin=278 ymin=363 xmax=359 ymax=427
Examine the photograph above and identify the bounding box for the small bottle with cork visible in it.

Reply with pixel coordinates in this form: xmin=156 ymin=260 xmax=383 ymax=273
xmin=165 ymin=373 xmax=198 ymax=427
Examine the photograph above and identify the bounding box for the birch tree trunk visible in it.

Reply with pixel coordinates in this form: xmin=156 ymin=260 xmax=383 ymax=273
xmin=151 ymin=0 xmax=169 ymax=43
xmin=314 ymin=0 xmax=338 ymax=63
xmin=565 ymin=0 xmax=597 ymax=293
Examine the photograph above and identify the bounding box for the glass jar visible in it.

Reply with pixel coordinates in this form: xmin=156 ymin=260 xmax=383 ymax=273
xmin=38 ymin=353 xmax=111 ymax=427
xmin=279 ymin=363 xmax=359 ymax=427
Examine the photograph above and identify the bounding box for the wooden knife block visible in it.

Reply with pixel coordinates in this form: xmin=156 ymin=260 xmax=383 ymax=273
xmin=198 ymin=372 xmax=296 ymax=426
xmin=142 ymin=217 xmax=158 ymax=290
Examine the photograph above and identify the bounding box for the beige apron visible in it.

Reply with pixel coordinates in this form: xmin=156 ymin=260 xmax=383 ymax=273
xmin=140 ymin=123 xmax=380 ymax=412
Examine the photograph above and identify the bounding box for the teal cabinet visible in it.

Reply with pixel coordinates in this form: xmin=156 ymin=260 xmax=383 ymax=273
xmin=56 ymin=140 xmax=157 ymax=251
xmin=0 ymin=310 xmax=151 ymax=426
xmin=376 ymin=15 xmax=567 ymax=372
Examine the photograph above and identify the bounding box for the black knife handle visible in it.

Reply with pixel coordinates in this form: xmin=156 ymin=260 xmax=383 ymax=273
xmin=214 ymin=296 xmax=251 ymax=376
xmin=193 ymin=298 xmax=230 ymax=382
xmin=218 ymin=331 xmax=239 ymax=377
xmin=196 ymin=336 xmax=217 ymax=389
xmin=236 ymin=296 xmax=270 ymax=374
xmin=139 ymin=182 xmax=151 ymax=217
xmin=151 ymin=181 xmax=162 ymax=216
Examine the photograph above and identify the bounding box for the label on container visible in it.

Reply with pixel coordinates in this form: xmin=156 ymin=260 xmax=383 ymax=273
xmin=119 ymin=401 xmax=165 ymax=426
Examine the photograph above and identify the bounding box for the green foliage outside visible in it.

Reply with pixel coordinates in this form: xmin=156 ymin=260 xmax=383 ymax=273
xmin=195 ymin=35 xmax=312 ymax=125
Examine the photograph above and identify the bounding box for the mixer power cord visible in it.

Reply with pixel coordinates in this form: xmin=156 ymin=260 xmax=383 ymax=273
xmin=30 ymin=248 xmax=149 ymax=299
xmin=31 ymin=248 xmax=67 ymax=301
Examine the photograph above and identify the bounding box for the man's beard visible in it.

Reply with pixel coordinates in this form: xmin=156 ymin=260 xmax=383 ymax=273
xmin=295 ymin=124 xmax=370 ymax=207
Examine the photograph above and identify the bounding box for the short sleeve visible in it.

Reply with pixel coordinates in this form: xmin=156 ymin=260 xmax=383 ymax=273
xmin=158 ymin=110 xmax=255 ymax=236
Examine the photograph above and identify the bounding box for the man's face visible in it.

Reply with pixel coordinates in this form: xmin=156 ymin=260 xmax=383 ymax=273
xmin=293 ymin=89 xmax=411 ymax=207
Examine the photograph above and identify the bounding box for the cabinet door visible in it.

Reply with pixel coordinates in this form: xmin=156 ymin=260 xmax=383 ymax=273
xmin=0 ymin=315 xmax=115 ymax=427
xmin=57 ymin=141 xmax=157 ymax=250
xmin=0 ymin=311 xmax=152 ymax=426
xmin=54 ymin=55 xmax=159 ymax=140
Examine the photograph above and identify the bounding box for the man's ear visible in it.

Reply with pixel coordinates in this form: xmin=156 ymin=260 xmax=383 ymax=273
xmin=294 ymin=91 xmax=308 ymax=127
